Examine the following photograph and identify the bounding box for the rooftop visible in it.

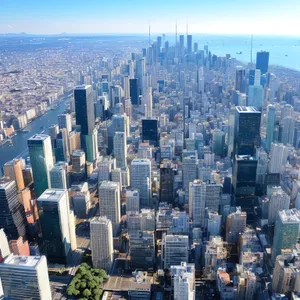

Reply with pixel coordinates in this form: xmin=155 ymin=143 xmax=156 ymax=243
xmin=28 ymin=133 xmax=50 ymax=141
xmin=75 ymin=84 xmax=91 ymax=90
xmin=0 ymin=178 xmax=14 ymax=189
xmin=236 ymin=106 xmax=260 ymax=113
xmin=279 ymin=209 xmax=300 ymax=223
xmin=2 ymin=254 xmax=43 ymax=268
xmin=37 ymin=189 xmax=67 ymax=202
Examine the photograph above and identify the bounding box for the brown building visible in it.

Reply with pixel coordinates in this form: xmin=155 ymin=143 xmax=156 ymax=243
xmin=9 ymin=236 xmax=30 ymax=256
xmin=3 ymin=159 xmax=25 ymax=191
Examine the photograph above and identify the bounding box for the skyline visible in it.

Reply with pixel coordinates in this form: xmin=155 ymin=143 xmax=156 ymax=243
xmin=0 ymin=0 xmax=300 ymax=35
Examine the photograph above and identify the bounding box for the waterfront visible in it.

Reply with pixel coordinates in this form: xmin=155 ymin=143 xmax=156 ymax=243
xmin=0 ymin=96 xmax=70 ymax=175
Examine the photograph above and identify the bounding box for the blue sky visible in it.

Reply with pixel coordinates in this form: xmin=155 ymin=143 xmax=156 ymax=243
xmin=0 ymin=0 xmax=299 ymax=35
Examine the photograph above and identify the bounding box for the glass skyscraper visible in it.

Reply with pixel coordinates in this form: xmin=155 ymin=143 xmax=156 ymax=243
xmin=130 ymin=78 xmax=139 ymax=105
xmin=256 ymin=51 xmax=270 ymax=75
xmin=74 ymin=85 xmax=95 ymax=135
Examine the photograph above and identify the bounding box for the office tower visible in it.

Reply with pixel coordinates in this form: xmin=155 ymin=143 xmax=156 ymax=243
xmin=266 ymin=105 xmax=276 ymax=151
xmin=205 ymin=183 xmax=222 ymax=211
xmin=232 ymin=155 xmax=257 ymax=208
xmin=123 ymin=75 xmax=130 ymax=98
xmin=142 ymin=87 xmax=153 ymax=118
xmin=226 ymin=207 xmax=247 ymax=243
xmin=81 ymin=127 xmax=98 ymax=162
xmin=113 ymin=132 xmax=127 ymax=169
xmin=130 ymin=78 xmax=139 ymax=105
xmin=0 ymin=229 xmax=10 ymax=261
xmin=193 ymin=42 xmax=198 ymax=52
xmin=99 ymin=181 xmax=121 ymax=229
xmin=139 ymin=209 xmax=155 ymax=231
xmin=71 ymin=182 xmax=90 ymax=218
xmin=74 ymin=85 xmax=95 ymax=135
xmin=50 ymin=165 xmax=67 ymax=189
xmin=268 ymin=143 xmax=288 ymax=174
xmin=256 ymin=51 xmax=269 ymax=74
xmin=37 ymin=189 xmax=74 ymax=264
xmin=142 ymin=118 xmax=159 ymax=146
xmin=189 ymin=180 xmax=206 ymax=227
xmin=272 ymin=249 xmax=300 ymax=294
xmin=110 ymin=85 xmax=122 ymax=108
xmin=234 ymin=106 xmax=261 ymax=156
xmin=272 ymin=209 xmax=300 ymax=263
xmin=68 ymin=130 xmax=81 ymax=154
xmin=212 ymin=129 xmax=225 ymax=157
xmin=0 ymin=255 xmax=51 ymax=300
xmin=48 ymin=124 xmax=59 ymax=141
xmin=55 ymin=128 xmax=70 ymax=162
xmin=58 ymin=113 xmax=72 ymax=133
xmin=129 ymin=231 xmax=155 ymax=271
xmin=187 ymin=34 xmax=192 ymax=55
xmin=235 ymin=67 xmax=246 ymax=93
xmin=131 ymin=159 xmax=151 ymax=208
xmin=179 ymin=35 xmax=184 ymax=56
xmin=280 ymin=116 xmax=295 ymax=145
xmin=0 ymin=179 xmax=26 ymax=239
xmin=281 ymin=104 xmax=294 ymax=119
xmin=71 ymin=149 xmax=86 ymax=173
xmin=90 ymin=216 xmax=113 ymax=271
xmin=124 ymin=98 xmax=132 ymax=121
xmin=197 ymin=67 xmax=204 ymax=94
xmin=171 ymin=262 xmax=195 ymax=300
xmin=126 ymin=189 xmax=140 ymax=213
xmin=3 ymin=158 xmax=25 ymax=191
xmin=162 ymin=234 xmax=189 ymax=269
xmin=206 ymin=210 xmax=222 ymax=237
xmin=95 ymin=95 xmax=109 ymax=120
xmin=127 ymin=211 xmax=141 ymax=233
xmin=28 ymin=134 xmax=54 ymax=198
xmin=248 ymin=84 xmax=264 ymax=110
xmin=183 ymin=156 xmax=198 ymax=196
xmin=135 ymin=59 xmax=145 ymax=94
xmin=160 ymin=160 xmax=175 ymax=205
xmin=9 ymin=236 xmax=30 ymax=256
xmin=268 ymin=188 xmax=290 ymax=225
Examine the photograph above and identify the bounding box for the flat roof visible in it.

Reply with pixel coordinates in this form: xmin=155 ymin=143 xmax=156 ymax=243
xmin=75 ymin=84 xmax=91 ymax=90
xmin=279 ymin=209 xmax=300 ymax=223
xmin=0 ymin=178 xmax=14 ymax=190
xmin=236 ymin=106 xmax=260 ymax=113
xmin=2 ymin=254 xmax=43 ymax=268
xmin=28 ymin=134 xmax=50 ymax=141
xmin=37 ymin=189 xmax=66 ymax=202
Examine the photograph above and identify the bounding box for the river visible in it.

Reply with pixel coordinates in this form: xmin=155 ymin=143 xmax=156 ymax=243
xmin=0 ymin=96 xmax=70 ymax=175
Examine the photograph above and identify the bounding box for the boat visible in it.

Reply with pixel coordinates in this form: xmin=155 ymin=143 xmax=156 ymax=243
xmin=20 ymin=129 xmax=30 ymax=133
xmin=236 ymin=51 xmax=242 ymax=54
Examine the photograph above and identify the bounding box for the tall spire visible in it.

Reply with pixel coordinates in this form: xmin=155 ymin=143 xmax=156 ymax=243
xmin=175 ymin=22 xmax=178 ymax=56
xmin=250 ymin=34 xmax=253 ymax=66
xmin=148 ymin=22 xmax=151 ymax=48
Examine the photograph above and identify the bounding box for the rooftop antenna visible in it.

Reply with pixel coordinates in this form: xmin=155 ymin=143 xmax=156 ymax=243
xmin=186 ymin=21 xmax=189 ymax=36
xmin=148 ymin=22 xmax=151 ymax=48
xmin=175 ymin=21 xmax=178 ymax=55
xmin=250 ymin=34 xmax=253 ymax=67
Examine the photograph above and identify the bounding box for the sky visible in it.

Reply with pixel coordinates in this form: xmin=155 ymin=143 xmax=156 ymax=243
xmin=0 ymin=0 xmax=300 ymax=35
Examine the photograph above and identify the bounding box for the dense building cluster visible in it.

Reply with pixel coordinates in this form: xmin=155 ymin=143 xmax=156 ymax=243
xmin=0 ymin=33 xmax=300 ymax=300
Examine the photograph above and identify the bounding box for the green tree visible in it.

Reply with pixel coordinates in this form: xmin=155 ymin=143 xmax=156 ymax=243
xmin=82 ymin=289 xmax=92 ymax=297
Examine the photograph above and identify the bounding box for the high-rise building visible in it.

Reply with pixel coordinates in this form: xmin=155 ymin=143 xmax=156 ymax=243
xmin=90 ymin=216 xmax=113 ymax=271
xmin=187 ymin=35 xmax=192 ymax=55
xmin=162 ymin=234 xmax=189 ymax=269
xmin=189 ymin=180 xmax=206 ymax=228
xmin=160 ymin=160 xmax=175 ymax=205
xmin=271 ymin=209 xmax=300 ymax=263
xmin=50 ymin=165 xmax=67 ymax=189
xmin=58 ymin=113 xmax=72 ymax=133
xmin=126 ymin=189 xmax=140 ymax=213
xmin=179 ymin=35 xmax=184 ymax=57
xmin=268 ymin=143 xmax=288 ymax=174
xmin=171 ymin=262 xmax=195 ymax=300
xmin=280 ymin=116 xmax=295 ymax=145
xmin=0 ymin=179 xmax=27 ymax=239
xmin=55 ymin=128 xmax=70 ymax=162
xmin=226 ymin=207 xmax=247 ymax=243
xmin=131 ymin=159 xmax=151 ymax=208
xmin=234 ymin=106 xmax=261 ymax=156
xmin=99 ymin=181 xmax=121 ymax=229
xmin=37 ymin=189 xmax=75 ymax=264
xmin=248 ymin=84 xmax=264 ymax=110
xmin=130 ymin=78 xmax=139 ymax=105
xmin=28 ymin=134 xmax=54 ymax=197
xmin=268 ymin=188 xmax=290 ymax=225
xmin=81 ymin=127 xmax=98 ymax=162
xmin=0 ymin=229 xmax=10 ymax=261
xmin=129 ymin=231 xmax=155 ymax=271
xmin=265 ymin=105 xmax=276 ymax=152
xmin=256 ymin=51 xmax=269 ymax=75
xmin=113 ymin=132 xmax=127 ymax=169
xmin=74 ymin=85 xmax=95 ymax=135
xmin=212 ymin=129 xmax=225 ymax=157
xmin=235 ymin=67 xmax=246 ymax=93
xmin=0 ymin=255 xmax=52 ymax=300
xmin=183 ymin=156 xmax=198 ymax=196
xmin=3 ymin=158 xmax=25 ymax=191
xmin=142 ymin=119 xmax=159 ymax=146
xmin=71 ymin=149 xmax=86 ymax=173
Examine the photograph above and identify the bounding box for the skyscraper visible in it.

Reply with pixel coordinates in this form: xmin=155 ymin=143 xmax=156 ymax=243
xmin=280 ymin=116 xmax=295 ymax=145
xmin=28 ymin=134 xmax=54 ymax=197
xmin=271 ymin=209 xmax=300 ymax=263
xmin=3 ymin=158 xmax=25 ymax=191
xmin=265 ymin=105 xmax=276 ymax=152
xmin=130 ymin=78 xmax=139 ymax=105
xmin=189 ymin=180 xmax=206 ymax=227
xmin=99 ymin=181 xmax=121 ymax=229
xmin=235 ymin=68 xmax=246 ymax=93
xmin=131 ymin=159 xmax=151 ymax=208
xmin=74 ymin=85 xmax=95 ymax=135
xmin=226 ymin=207 xmax=247 ymax=243
xmin=212 ymin=129 xmax=225 ymax=157
xmin=256 ymin=51 xmax=269 ymax=75
xmin=126 ymin=189 xmax=140 ymax=213
xmin=160 ymin=160 xmax=175 ymax=205
xmin=90 ymin=216 xmax=113 ymax=271
xmin=0 ymin=179 xmax=27 ymax=239
xmin=268 ymin=188 xmax=290 ymax=225
xmin=187 ymin=34 xmax=192 ymax=55
xmin=50 ymin=165 xmax=67 ymax=189
xmin=142 ymin=119 xmax=159 ymax=146
xmin=234 ymin=106 xmax=261 ymax=156
xmin=37 ymin=189 xmax=74 ymax=264
xmin=113 ymin=132 xmax=127 ymax=169
xmin=0 ymin=229 xmax=10 ymax=261
xmin=58 ymin=113 xmax=72 ymax=133
xmin=268 ymin=143 xmax=288 ymax=174
xmin=0 ymin=255 xmax=52 ymax=300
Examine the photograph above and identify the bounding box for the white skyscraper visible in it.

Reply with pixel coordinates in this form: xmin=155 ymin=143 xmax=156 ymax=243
xmin=162 ymin=234 xmax=189 ymax=269
xmin=130 ymin=159 xmax=151 ymax=207
xmin=268 ymin=143 xmax=289 ymax=174
xmin=90 ymin=216 xmax=113 ymax=271
xmin=113 ymin=132 xmax=127 ymax=169
xmin=189 ymin=180 xmax=206 ymax=227
xmin=126 ymin=189 xmax=140 ymax=213
xmin=0 ymin=255 xmax=52 ymax=300
xmin=268 ymin=188 xmax=290 ymax=225
xmin=99 ymin=181 xmax=121 ymax=229
xmin=0 ymin=229 xmax=10 ymax=260
xmin=183 ymin=156 xmax=198 ymax=198
xmin=171 ymin=262 xmax=195 ymax=300
xmin=50 ymin=165 xmax=67 ymax=189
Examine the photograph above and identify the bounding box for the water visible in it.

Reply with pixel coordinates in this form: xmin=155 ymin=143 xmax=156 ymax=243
xmin=0 ymin=97 xmax=69 ymax=174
